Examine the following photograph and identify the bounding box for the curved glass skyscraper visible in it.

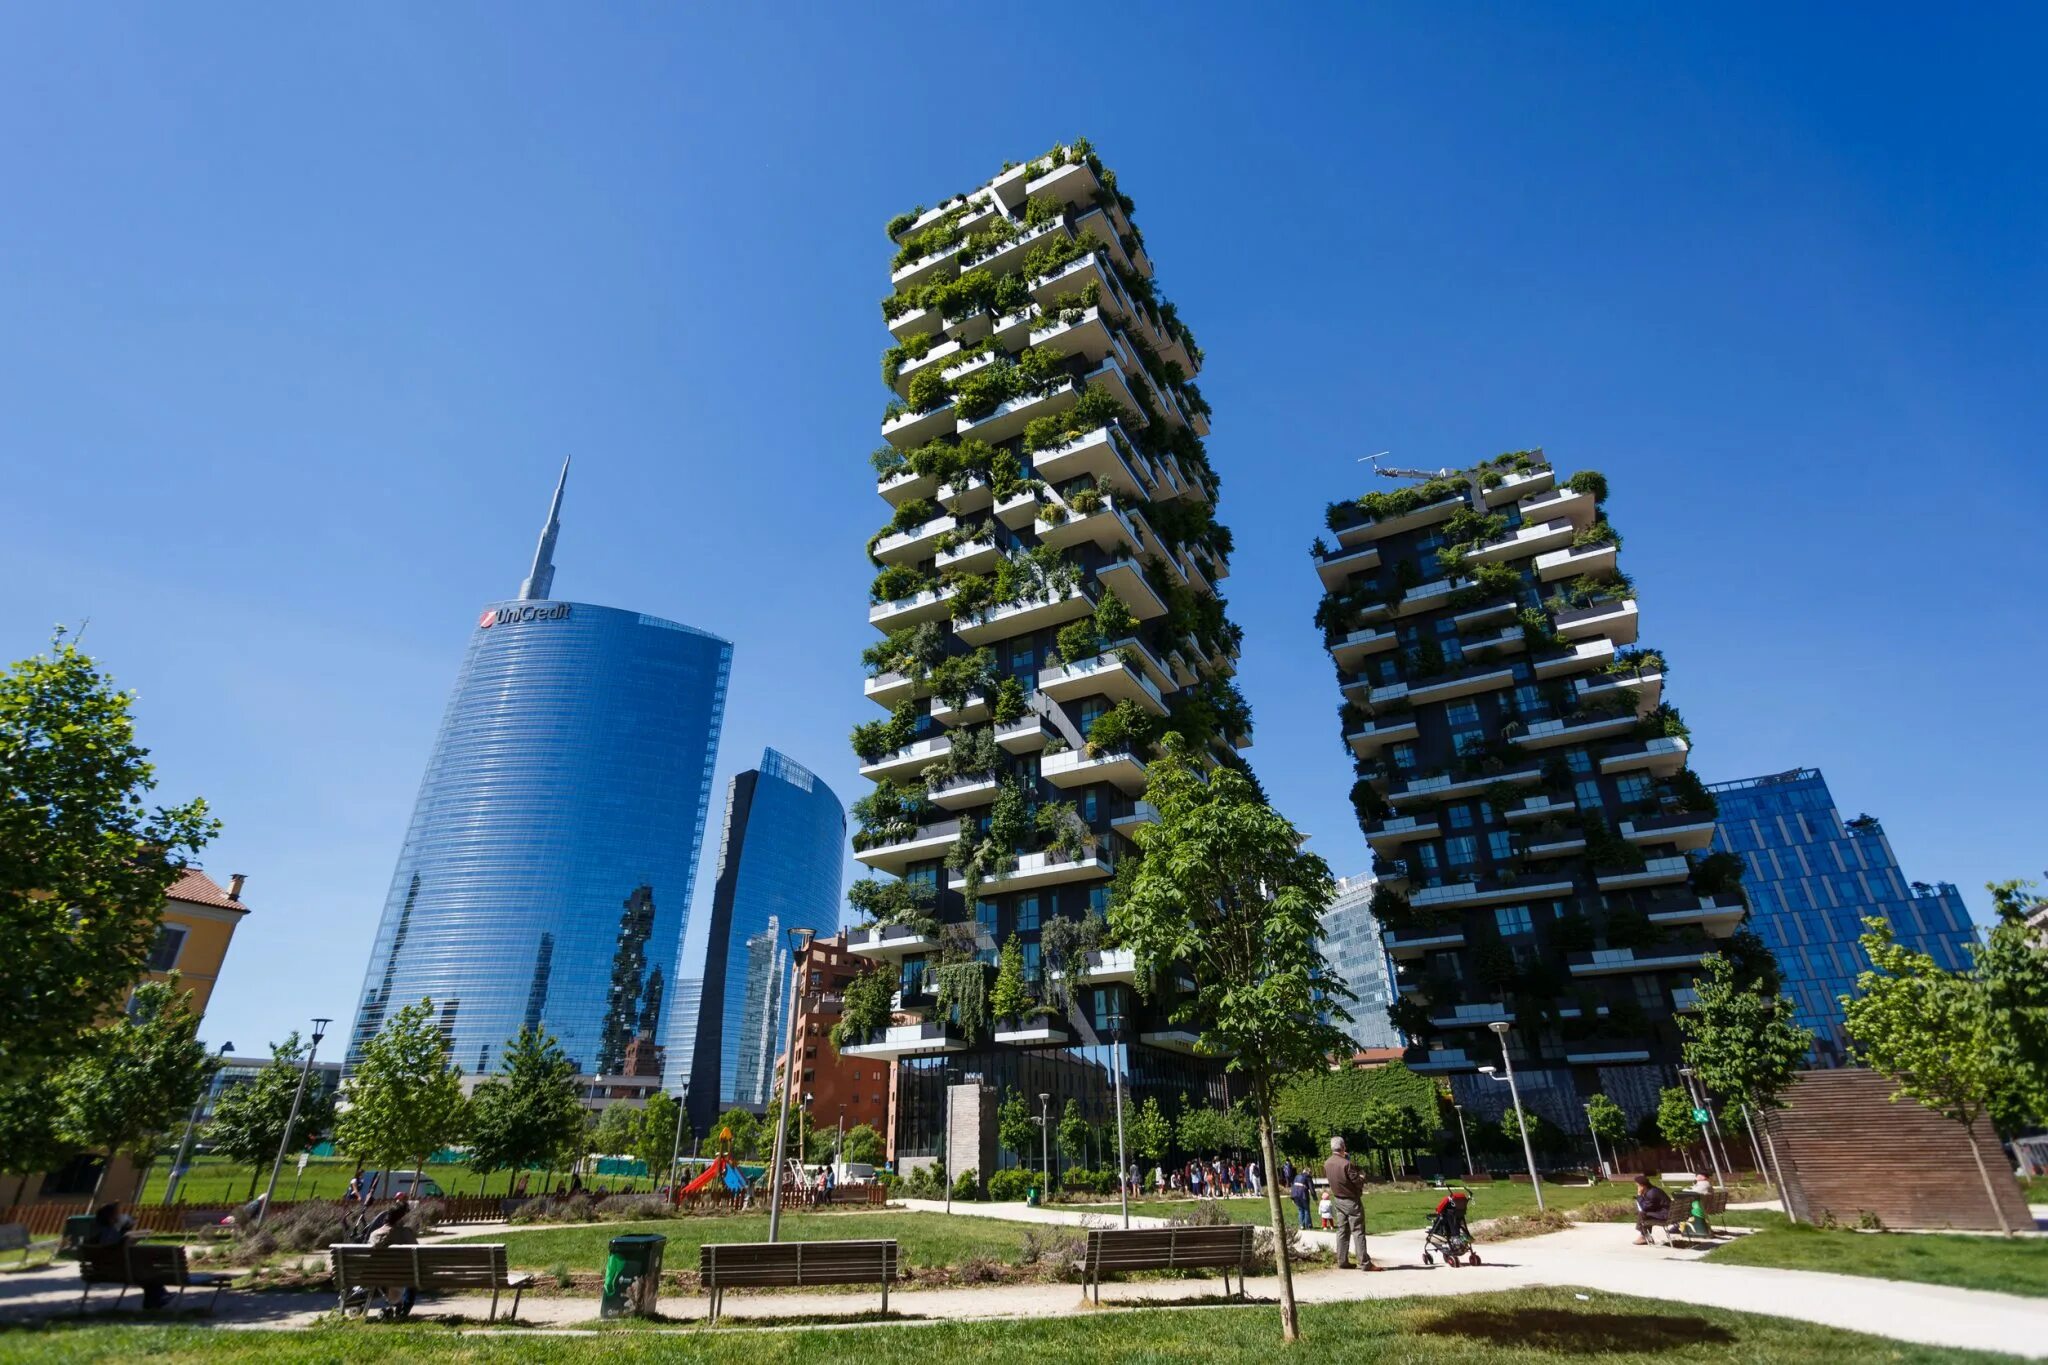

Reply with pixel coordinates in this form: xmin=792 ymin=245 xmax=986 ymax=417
xmin=672 ymin=749 xmax=846 ymax=1133
xmin=347 ymin=463 xmax=731 ymax=1079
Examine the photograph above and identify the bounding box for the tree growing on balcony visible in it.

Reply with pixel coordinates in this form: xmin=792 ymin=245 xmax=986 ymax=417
xmin=1112 ymin=735 xmax=1349 ymax=1343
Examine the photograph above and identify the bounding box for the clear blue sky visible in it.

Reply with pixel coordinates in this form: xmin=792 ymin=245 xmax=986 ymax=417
xmin=4 ymin=6 xmax=2042 ymax=1059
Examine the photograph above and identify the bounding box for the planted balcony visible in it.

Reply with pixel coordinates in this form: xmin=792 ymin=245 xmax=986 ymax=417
xmin=1507 ymin=710 xmax=1639 ymax=750
xmin=881 ymin=398 xmax=956 ymax=449
xmin=1532 ymin=637 xmax=1616 ymax=679
xmin=863 ymin=669 xmax=918 ymax=709
xmin=1042 ymin=743 xmax=1148 ymax=795
xmin=956 ymin=583 xmax=1095 ymax=644
xmin=857 ymin=735 xmax=950 ymax=784
xmin=846 ymin=924 xmax=942 ymax=962
xmin=1578 ymin=664 xmax=1662 ymax=712
xmin=1389 ymin=763 xmax=1543 ymax=808
xmin=1409 ymin=873 xmax=1577 ymax=910
xmin=951 ymin=846 xmax=1115 ymax=893
xmin=992 ymin=1014 xmax=1072 ymax=1046
xmin=1594 ymin=854 xmax=1693 ymax=891
xmin=1139 ymin=1027 xmax=1204 ymax=1055
xmin=839 ymin=1021 xmax=968 ymax=1059
xmin=1326 ymin=481 xmax=1470 ymax=548
xmin=1599 ymin=735 xmax=1691 ymax=777
xmin=1552 ymin=597 xmax=1639 ymax=645
xmin=1038 ymin=652 xmax=1166 ymax=715
xmin=1620 ymin=810 xmax=1718 ymax=852
xmin=877 ymin=465 xmax=938 ymax=507
xmin=1409 ymin=1047 xmax=1478 ymax=1073
xmin=1647 ymin=897 xmax=1746 ymax=934
xmin=1534 ymin=537 xmax=1619 ymax=582
xmin=1330 ymin=625 xmax=1399 ymax=671
xmin=1504 ymin=792 xmax=1576 ymax=823
xmin=869 ymin=584 xmax=954 ymax=631
xmin=1362 ymin=812 xmax=1442 ymax=847
xmin=1095 ymin=558 xmax=1168 ymax=620
xmin=1516 ymin=485 xmax=1597 ymax=530
xmin=851 ymin=818 xmax=962 ymax=876
xmin=1345 ymin=712 xmax=1419 ymax=757
xmin=872 ymin=511 xmax=957 ymax=565
xmin=1481 ymin=464 xmax=1555 ymax=504
xmin=1567 ymin=946 xmax=1710 ymax=977
xmin=1462 ymin=517 xmax=1577 ymax=566
xmin=1384 ymin=925 xmax=1467 ymax=959
xmin=1037 ymin=494 xmax=1143 ymax=558
xmin=929 ymin=771 xmax=1000 ymax=810
xmin=1110 ymin=799 xmax=1161 ymax=832
xmin=1029 ymin=423 xmax=1149 ymax=498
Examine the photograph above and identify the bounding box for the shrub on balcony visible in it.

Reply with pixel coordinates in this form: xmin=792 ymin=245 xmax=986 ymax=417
xmin=1602 ymin=906 xmax=1658 ymax=950
xmin=862 ymin=621 xmax=946 ymax=681
xmin=847 ymin=874 xmax=936 ymax=933
xmin=849 ymin=781 xmax=933 ymax=850
xmin=1023 ymin=192 xmax=1065 ymax=227
xmin=1349 ymin=780 xmax=1390 ymax=829
xmin=1692 ymin=850 xmax=1745 ymax=900
xmin=849 ymin=702 xmax=918 ymax=765
xmin=1584 ymin=818 xmax=1647 ymax=874
xmin=882 ymin=331 xmax=939 ymax=387
xmin=1635 ymin=704 xmax=1690 ymax=741
xmin=1351 ymin=475 xmax=1467 ymax=524
xmin=929 ymin=648 xmax=997 ymax=709
xmin=1022 ymin=231 xmax=1088 ymax=283
xmin=1518 ymin=606 xmax=1564 ymax=652
xmin=992 ymin=676 xmax=1028 ymax=725
xmin=885 ymin=209 xmax=921 ymax=240
xmin=1388 ymin=997 xmax=1432 ymax=1037
xmin=870 ymin=564 xmax=934 ymax=604
xmin=1068 ymin=487 xmax=1104 ymax=515
xmin=1038 ymin=912 xmax=1106 ymax=1015
xmin=1038 ymin=502 xmax=1069 ymax=527
xmin=991 ymin=934 xmax=1034 ymax=1023
xmin=905 ymin=368 xmax=952 ymax=414
xmin=831 ymin=964 xmax=899 ymax=1053
xmin=1660 ymin=768 xmax=1717 ymax=817
xmin=1608 ymin=647 xmax=1668 ymax=677
xmin=1572 ymin=520 xmax=1620 ymax=551
xmin=1086 ymin=700 xmax=1155 ymax=756
xmin=1054 ymin=618 xmax=1098 ymax=666
xmin=1443 ymin=508 xmax=1507 ymax=549
xmin=945 ymin=572 xmax=994 ymax=621
xmin=1565 ymin=469 xmax=1608 ymax=502
xmin=1550 ymin=912 xmax=1595 ymax=953
xmin=871 ymin=445 xmax=907 ymax=478
xmin=891 ymin=205 xmax=967 ymax=270
xmin=1036 ymin=800 xmax=1091 ymax=860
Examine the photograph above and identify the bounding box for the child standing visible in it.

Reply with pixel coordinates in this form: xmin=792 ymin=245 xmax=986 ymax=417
xmin=1318 ymin=1191 xmax=1334 ymax=1230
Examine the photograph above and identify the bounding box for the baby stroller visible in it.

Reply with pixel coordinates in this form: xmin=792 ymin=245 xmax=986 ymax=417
xmin=1421 ymin=1188 xmax=1481 ymax=1267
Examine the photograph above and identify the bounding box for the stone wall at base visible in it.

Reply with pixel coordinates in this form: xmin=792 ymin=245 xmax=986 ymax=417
xmin=1769 ymin=1068 xmax=2030 ymax=1231
xmin=943 ymin=1082 xmax=998 ymax=1195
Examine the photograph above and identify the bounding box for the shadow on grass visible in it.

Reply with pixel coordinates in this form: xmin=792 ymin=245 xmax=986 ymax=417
xmin=1409 ymin=1305 xmax=1736 ymax=1354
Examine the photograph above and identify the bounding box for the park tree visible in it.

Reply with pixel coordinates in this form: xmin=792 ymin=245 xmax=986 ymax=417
xmin=997 ymin=1091 xmax=1038 ymax=1170
xmin=1678 ymin=952 xmax=1813 ymax=1203
xmin=592 ymin=1101 xmax=643 ymax=1160
xmin=1175 ymin=1101 xmax=1239 ymax=1158
xmin=1111 ymin=735 xmax=1352 ymax=1343
xmin=0 ymin=1078 xmax=71 ymax=1206
xmin=1130 ymin=1096 xmax=1172 ymax=1166
xmin=1980 ymin=879 xmax=2048 ymax=1133
xmin=335 ymin=998 xmax=468 ymax=1182
xmin=207 ymin=1031 xmax=337 ymax=1199
xmin=1655 ymin=1085 xmax=1702 ymax=1163
xmin=57 ymin=979 xmax=213 ymax=1200
xmin=633 ymin=1092 xmax=684 ymax=1189
xmin=714 ymin=1107 xmax=763 ymax=1159
xmin=0 ymin=634 xmax=219 ymax=1086
xmin=1356 ymin=1098 xmax=1402 ymax=1178
xmin=841 ymin=1123 xmax=886 ymax=1167
xmin=1585 ymin=1093 xmax=1630 ymax=1162
xmin=1500 ymin=1106 xmax=1545 ymax=1152
xmin=763 ymin=1094 xmax=818 ymax=1163
xmin=1843 ymin=917 xmax=2019 ymax=1234
xmin=1058 ymin=1097 xmax=1089 ymax=1163
xmin=465 ymin=1028 xmax=585 ymax=1197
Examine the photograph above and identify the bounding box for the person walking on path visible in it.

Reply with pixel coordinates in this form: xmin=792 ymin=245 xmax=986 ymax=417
xmin=1289 ymin=1167 xmax=1313 ymax=1230
xmin=1324 ymin=1137 xmax=1382 ymax=1271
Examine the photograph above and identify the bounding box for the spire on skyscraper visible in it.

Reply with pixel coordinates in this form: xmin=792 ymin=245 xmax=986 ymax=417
xmin=518 ymin=457 xmax=570 ymax=601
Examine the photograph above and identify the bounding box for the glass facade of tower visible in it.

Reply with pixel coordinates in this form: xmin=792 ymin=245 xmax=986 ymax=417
xmin=1320 ymin=874 xmax=1402 ymax=1050
xmin=676 ymin=749 xmax=846 ymax=1132
xmin=347 ymin=600 xmax=730 ymax=1080
xmin=1708 ymin=768 xmax=1977 ymax=1064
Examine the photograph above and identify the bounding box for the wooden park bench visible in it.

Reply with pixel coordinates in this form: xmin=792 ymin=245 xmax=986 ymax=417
xmin=329 ymin=1243 xmax=534 ymax=1322
xmin=78 ymin=1241 xmax=229 ymax=1313
xmin=698 ymin=1239 xmax=897 ymax=1324
xmin=0 ymin=1223 xmax=34 ymax=1265
xmin=1079 ymin=1225 xmax=1254 ymax=1305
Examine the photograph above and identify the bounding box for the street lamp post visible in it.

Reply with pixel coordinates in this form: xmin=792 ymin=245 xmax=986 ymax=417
xmin=1038 ymin=1092 xmax=1053 ymax=1201
xmin=1481 ymin=1021 xmax=1543 ymax=1212
xmin=1678 ymin=1067 xmax=1726 ymax=1189
xmin=255 ymin=1019 xmax=329 ymax=1228
xmin=1108 ymin=1009 xmax=1130 ymax=1228
xmin=664 ymin=1083 xmax=690 ymax=1203
xmin=767 ymin=926 xmax=815 ymax=1243
xmin=1450 ymin=1099 xmax=1474 ymax=1178
xmin=1583 ymin=1102 xmax=1606 ymax=1179
xmin=164 ymin=1041 xmax=234 ymax=1206
xmin=943 ymin=1084 xmax=956 ymax=1215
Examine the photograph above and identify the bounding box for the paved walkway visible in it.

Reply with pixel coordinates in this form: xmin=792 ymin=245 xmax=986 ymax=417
xmin=4 ymin=1206 xmax=2042 ymax=1357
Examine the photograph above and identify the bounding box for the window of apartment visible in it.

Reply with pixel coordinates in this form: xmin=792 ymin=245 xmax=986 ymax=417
xmin=1445 ymin=835 xmax=1478 ymax=868
xmin=1009 ymin=641 xmax=1036 ymax=674
xmin=1389 ymin=742 xmax=1418 ymax=772
xmin=1374 ymin=656 xmax=1401 ymax=684
xmin=1511 ymin=683 xmax=1548 ymax=720
xmin=1445 ymin=803 xmax=1474 ymax=830
xmin=975 ymin=899 xmax=999 ymax=939
xmin=901 ymin=958 xmax=927 ymax=996
xmin=146 ymin=924 xmax=188 ymax=974
xmin=1412 ymin=844 xmax=1441 ymax=873
xmin=1452 ymin=727 xmax=1487 ymax=756
xmin=1079 ymin=789 xmax=1098 ymax=823
xmin=1564 ymin=747 xmax=1593 ymax=775
xmin=1632 ymin=977 xmax=1664 ymax=1011
xmin=1615 ymin=773 xmax=1653 ymax=807
xmin=1090 ymin=987 xmax=1122 ymax=1031
xmin=1088 ymin=886 xmax=1110 ymax=917
xmin=1495 ymin=905 xmax=1533 ymax=936
xmin=904 ymin=862 xmax=940 ymax=892
xmin=1014 ymin=895 xmax=1041 ymax=932
xmin=1022 ymin=941 xmax=1041 ymax=982
xmin=1446 ymin=701 xmax=1480 ymax=727
xmin=1574 ymin=779 xmax=1604 ymax=810
xmin=1488 ymin=830 xmax=1514 ymax=861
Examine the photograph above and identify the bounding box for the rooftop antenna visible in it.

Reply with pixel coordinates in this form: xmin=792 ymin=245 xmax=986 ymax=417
xmin=1359 ymin=450 xmax=1460 ymax=482
xmin=518 ymin=457 xmax=570 ymax=601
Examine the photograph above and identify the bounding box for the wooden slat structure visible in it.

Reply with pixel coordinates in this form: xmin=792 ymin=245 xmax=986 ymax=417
xmin=1080 ymin=1226 xmax=1254 ymax=1304
xmin=1768 ymin=1069 xmax=2032 ymax=1231
xmin=329 ymin=1243 xmax=534 ymax=1321
xmin=77 ymin=1242 xmax=229 ymax=1313
xmin=698 ymin=1239 xmax=897 ymax=1323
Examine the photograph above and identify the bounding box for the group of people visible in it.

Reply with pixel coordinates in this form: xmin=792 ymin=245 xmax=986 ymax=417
xmin=1150 ymin=1156 xmax=1262 ymax=1199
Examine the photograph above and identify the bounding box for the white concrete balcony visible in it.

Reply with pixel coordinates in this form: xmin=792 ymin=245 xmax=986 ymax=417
xmin=887 ymin=304 xmax=938 ymax=342
xmin=1565 ymin=1047 xmax=1651 ymax=1065
xmin=1072 ymin=204 xmax=1141 ymax=276
xmin=1331 ymin=626 xmax=1399 ymax=670
xmin=846 ymin=924 xmax=941 ymax=962
xmin=840 ymin=1022 xmax=968 ymax=1059
xmin=1024 ymin=157 xmax=1101 ymax=209
xmin=892 ymin=194 xmax=996 ymax=243
xmin=951 ymin=847 xmax=1114 ymax=894
xmin=1523 ymin=832 xmax=1588 ymax=859
xmin=935 ymin=534 xmax=999 ymax=575
xmin=1039 ymin=653 xmax=1166 ymax=714
xmin=1600 ymin=736 xmax=1691 ymax=777
xmin=956 ymin=585 xmax=1094 ymax=644
xmin=1030 ymin=424 xmax=1149 ymax=498
xmin=1453 ymin=597 xmax=1520 ymax=630
xmin=1594 ymin=854 xmax=1693 ymax=891
xmin=889 ymin=239 xmax=964 ymax=292
xmin=1578 ymin=668 xmax=1662 ymax=712
xmin=869 ymin=585 xmax=953 ymax=631
xmin=1100 ymin=635 xmax=1174 ymax=693
xmin=995 ymin=713 xmax=1053 ymax=753
xmin=1095 ymin=558 xmax=1168 ymax=620
xmin=989 ymin=303 xmax=1041 ymax=350
xmin=878 ymin=466 xmax=937 ymax=507
xmin=1457 ymin=625 xmax=1527 ymax=661
xmin=957 ymin=375 xmax=1081 ymax=446
xmin=940 ymin=351 xmax=998 ymax=388
xmin=891 ymin=336 xmax=968 ymax=397
xmin=1411 ymin=876 xmax=1576 ymax=910
xmin=864 ymin=669 xmax=918 ymax=709
xmin=1430 ymin=1003 xmax=1514 ymax=1029
xmin=858 ymin=735 xmax=951 ymax=784
xmin=1391 ymin=576 xmax=1460 ymax=618
xmin=1038 ymin=498 xmax=1143 ymax=558
xmin=942 ymin=306 xmax=994 ymax=343
xmin=1064 ymin=947 xmax=1139 ymax=986
xmin=1505 ymin=793 xmax=1576 ymax=824
xmin=873 ymin=512 xmax=957 ymax=565
xmin=853 ymin=819 xmax=962 ymax=875
xmin=1346 ymin=714 xmax=1419 ymax=757
xmin=960 ymin=216 xmax=1070 ymax=277
xmin=1552 ymin=598 xmax=1639 ymax=645
xmin=930 ymin=691 xmax=992 ymax=726
xmin=928 ymin=772 xmax=999 ymax=810
xmin=1534 ymin=539 xmax=1619 ymax=582
xmin=1140 ymin=1028 xmax=1204 ymax=1056
xmin=882 ymin=401 xmax=956 ymax=449
xmin=1376 ymin=666 xmax=1516 ymax=710
xmin=1517 ymin=486 xmax=1597 ymax=529
xmin=1649 ymin=898 xmax=1746 ymax=935
xmin=1332 ymin=491 xmax=1468 ymax=549
xmin=1042 ymin=745 xmax=1148 ymax=794
xmin=1029 ymin=251 xmax=1119 ymax=313
xmin=992 ymin=1018 xmax=1073 ymax=1046
xmin=940 ymin=474 xmax=992 ymax=515
xmin=1385 ymin=927 xmax=1466 ymax=959
xmin=1364 ymin=814 xmax=1442 ymax=848
xmin=1482 ymin=466 xmax=1554 ymax=504
xmin=1410 ymin=1049 xmax=1477 ymax=1073
xmin=1620 ymin=813 xmax=1718 ymax=852
xmin=1569 ymin=947 xmax=1709 ymax=977
xmin=1390 ymin=766 xmax=1543 ymax=807
xmin=1533 ymin=638 xmax=1616 ymax=679
xmin=994 ymin=487 xmax=1042 ymax=530
xmin=1463 ymin=517 xmax=1575 ymax=565
xmin=1509 ymin=712 xmax=1638 ymax=750
xmin=1028 ymin=303 xmax=1115 ymax=366
xmin=1111 ymin=800 xmax=1161 ymax=833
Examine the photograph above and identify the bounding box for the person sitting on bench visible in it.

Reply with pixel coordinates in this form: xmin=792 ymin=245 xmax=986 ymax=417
xmin=89 ymin=1203 xmax=168 ymax=1309
xmin=1631 ymin=1174 xmax=1674 ymax=1245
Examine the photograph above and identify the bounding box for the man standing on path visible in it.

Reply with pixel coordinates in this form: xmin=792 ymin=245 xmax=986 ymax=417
xmin=1325 ymin=1137 xmax=1382 ymax=1271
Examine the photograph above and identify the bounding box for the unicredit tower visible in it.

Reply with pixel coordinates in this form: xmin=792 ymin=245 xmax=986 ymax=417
xmin=346 ymin=461 xmax=731 ymax=1081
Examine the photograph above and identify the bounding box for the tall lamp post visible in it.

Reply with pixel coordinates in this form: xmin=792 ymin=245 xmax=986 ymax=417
xmin=1583 ymin=1101 xmax=1606 ymax=1179
xmin=836 ymin=1105 xmax=847 ymax=1172
xmin=1107 ymin=1009 xmax=1130 ymax=1228
xmin=665 ymin=1082 xmax=690 ymax=1203
xmin=1677 ymin=1066 xmax=1726 ymax=1188
xmin=1038 ymin=1092 xmax=1053 ymax=1200
xmin=767 ymin=926 xmax=815 ymax=1243
xmin=1479 ymin=1020 xmax=1543 ymax=1212
xmin=255 ymin=1018 xmax=329 ymax=1227
xmin=164 ymin=1041 xmax=234 ymax=1206
xmin=1449 ymin=1098 xmax=1474 ymax=1178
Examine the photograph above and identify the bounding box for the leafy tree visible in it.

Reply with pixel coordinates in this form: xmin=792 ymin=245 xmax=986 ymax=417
xmin=997 ymin=1091 xmax=1038 ymax=1170
xmin=335 ymin=998 xmax=468 ymax=1179
xmin=764 ymin=1094 xmax=817 ymax=1162
xmin=1131 ymin=1096 xmax=1172 ymax=1164
xmin=1677 ymin=952 xmax=1813 ymax=1200
xmin=0 ymin=634 xmax=219 ymax=1085
xmin=0 ymin=1078 xmax=71 ymax=1205
xmin=1058 ymin=1097 xmax=1089 ymax=1161
xmin=1500 ymin=1106 xmax=1545 ymax=1150
xmin=713 ymin=1107 xmax=763 ymax=1159
xmin=57 ymin=979 xmax=212 ymax=1200
xmin=1979 ymin=880 xmax=2048 ymax=1133
xmin=990 ymin=935 xmax=1031 ymax=1021
xmin=841 ymin=1123 xmax=886 ymax=1167
xmin=1175 ymin=1102 xmax=1238 ymax=1157
xmin=633 ymin=1091 xmax=684 ymax=1190
xmin=1112 ymin=735 xmax=1352 ymax=1342
xmin=465 ymin=1028 xmax=587 ymax=1196
xmin=1655 ymin=1085 xmax=1701 ymax=1156
xmin=207 ymin=1031 xmax=337 ymax=1199
xmin=1585 ymin=1093 xmax=1630 ymax=1153
xmin=1843 ymin=917 xmax=2019 ymax=1234
xmin=591 ymin=1101 xmax=643 ymax=1160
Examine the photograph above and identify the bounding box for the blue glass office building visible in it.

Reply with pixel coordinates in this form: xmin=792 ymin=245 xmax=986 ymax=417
xmin=673 ymin=749 xmax=845 ymax=1133
xmin=347 ymin=466 xmax=732 ymax=1079
xmin=1708 ymin=768 xmax=1977 ymax=1063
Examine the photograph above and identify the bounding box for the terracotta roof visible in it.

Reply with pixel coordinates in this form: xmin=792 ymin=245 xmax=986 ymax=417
xmin=1350 ymin=1047 xmax=1407 ymax=1067
xmin=166 ymin=868 xmax=247 ymax=912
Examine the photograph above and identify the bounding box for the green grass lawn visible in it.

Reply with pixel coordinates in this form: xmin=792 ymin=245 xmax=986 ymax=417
xmin=1703 ymin=1222 xmax=2048 ymax=1298
xmin=453 ymin=1211 xmax=1037 ymax=1273
xmin=135 ymin=1156 xmax=647 ymax=1205
xmin=0 ymin=1287 xmax=2015 ymax=1362
xmin=1126 ymin=1178 xmax=1631 ymax=1231
xmin=2021 ymin=1175 xmax=2047 ymax=1204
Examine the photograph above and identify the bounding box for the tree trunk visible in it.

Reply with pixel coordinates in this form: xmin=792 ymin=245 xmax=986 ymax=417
xmin=248 ymin=1165 xmax=262 ymax=1200
xmin=1961 ymin=1117 xmax=2013 ymax=1237
xmin=1757 ymin=1112 xmax=1796 ymax=1224
xmin=90 ymin=1149 xmax=114 ymax=1203
xmin=1253 ymin=1089 xmax=1300 ymax=1343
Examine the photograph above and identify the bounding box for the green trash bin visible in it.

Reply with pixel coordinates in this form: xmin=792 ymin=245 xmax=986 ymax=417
xmin=601 ymin=1233 xmax=666 ymax=1319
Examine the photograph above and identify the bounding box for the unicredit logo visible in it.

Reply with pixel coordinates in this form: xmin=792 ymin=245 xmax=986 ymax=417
xmin=478 ymin=603 xmax=573 ymax=629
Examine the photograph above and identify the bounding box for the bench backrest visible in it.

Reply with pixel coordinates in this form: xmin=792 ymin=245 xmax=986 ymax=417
xmin=0 ymin=1224 xmax=27 ymax=1252
xmin=78 ymin=1241 xmax=193 ymax=1286
xmin=699 ymin=1239 xmax=897 ymax=1288
xmin=1085 ymin=1225 xmax=1253 ymax=1273
xmin=331 ymin=1243 xmax=512 ymax=1290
